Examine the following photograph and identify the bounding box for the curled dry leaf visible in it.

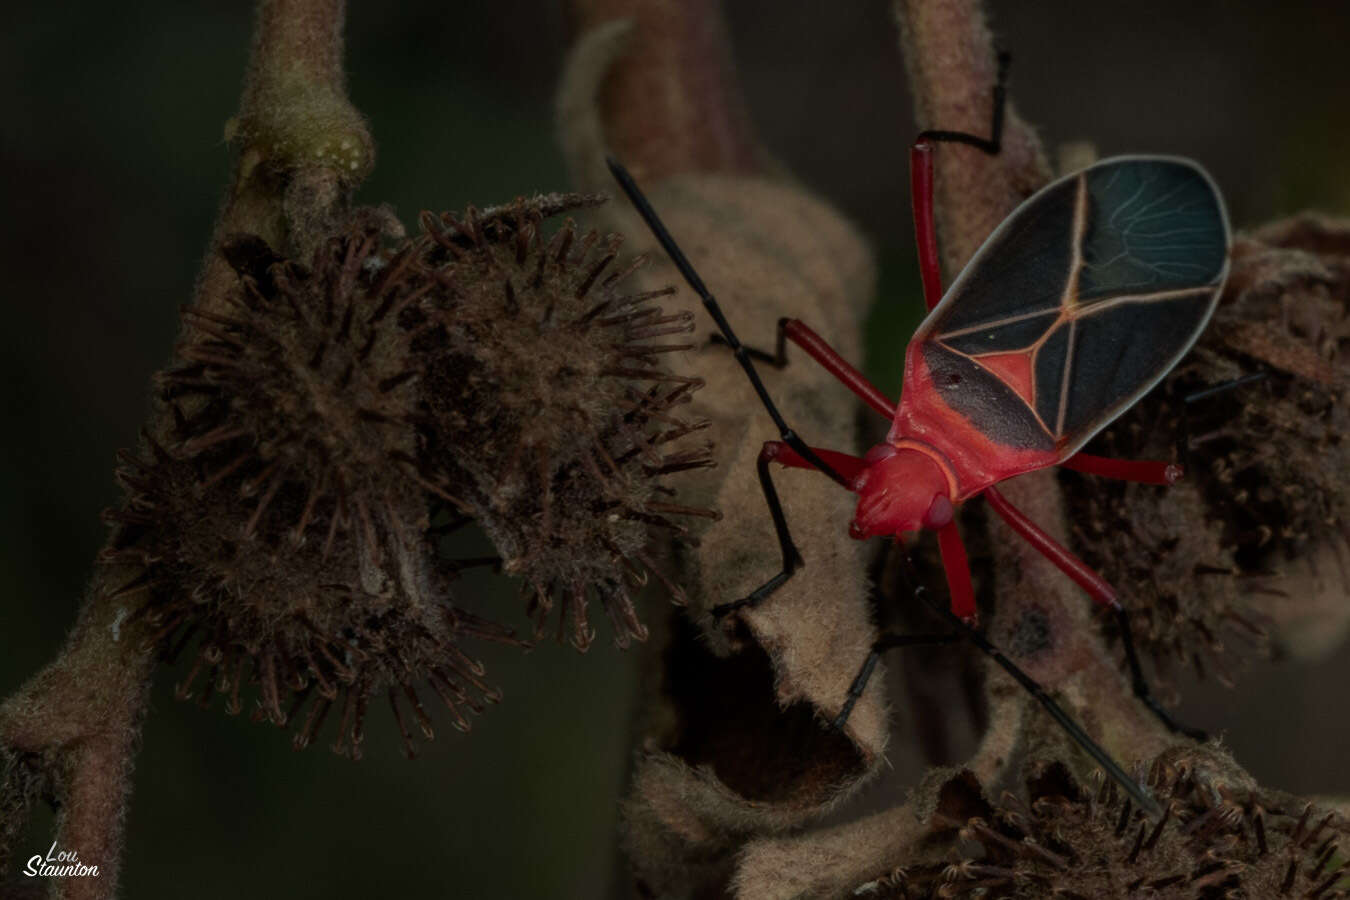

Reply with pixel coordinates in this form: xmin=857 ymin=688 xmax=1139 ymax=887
xmin=603 ymin=166 xmax=882 ymax=893
xmin=731 ymin=694 xmax=1030 ymax=900
xmin=1260 ymin=535 xmax=1350 ymax=661
xmin=559 ymin=11 xmax=881 ymax=897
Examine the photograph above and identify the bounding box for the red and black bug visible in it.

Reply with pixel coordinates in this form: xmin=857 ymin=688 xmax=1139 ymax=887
xmin=608 ymin=58 xmax=1228 ymax=815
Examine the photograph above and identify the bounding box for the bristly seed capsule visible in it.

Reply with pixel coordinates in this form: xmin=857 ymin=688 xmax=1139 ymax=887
xmin=100 ymin=195 xmax=716 ymax=757
xmin=406 ymin=195 xmax=717 ymax=652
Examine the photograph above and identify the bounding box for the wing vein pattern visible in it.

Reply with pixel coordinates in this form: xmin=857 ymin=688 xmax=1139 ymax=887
xmin=911 ymin=157 xmax=1230 ymax=456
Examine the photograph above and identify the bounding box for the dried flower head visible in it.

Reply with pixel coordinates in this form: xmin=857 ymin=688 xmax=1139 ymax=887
xmin=926 ymin=751 xmax=1350 ymax=899
xmin=1065 ymin=213 xmax=1350 ymax=677
xmin=407 ymin=195 xmax=717 ymax=651
xmin=1192 ymin=215 xmax=1350 ymax=566
xmin=1067 ymin=473 xmax=1269 ymax=688
xmin=101 ymin=212 xmax=519 ymax=759
xmin=99 ymin=195 xmax=715 ymax=755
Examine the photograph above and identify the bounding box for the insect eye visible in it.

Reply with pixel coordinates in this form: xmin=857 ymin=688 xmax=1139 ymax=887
xmin=922 ymin=494 xmax=955 ymax=529
xmin=862 ymin=443 xmax=899 ymax=466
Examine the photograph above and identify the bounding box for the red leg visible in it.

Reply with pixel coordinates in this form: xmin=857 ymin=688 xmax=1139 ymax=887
xmin=936 ymin=519 xmax=977 ymax=622
xmin=910 ymin=141 xmax=944 ymax=311
xmin=982 ymin=485 xmax=1119 ymax=609
xmin=910 ymin=51 xmax=1008 ymax=312
xmin=779 ymin=320 xmax=897 ymax=420
xmin=762 ymin=440 xmax=866 ymax=484
xmin=984 ymin=485 xmax=1209 ymax=740
xmin=1060 ymin=452 xmax=1182 ymax=485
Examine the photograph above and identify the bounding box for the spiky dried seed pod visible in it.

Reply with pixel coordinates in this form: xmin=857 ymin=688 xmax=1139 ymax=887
xmin=407 ymin=195 xmax=717 ymax=651
xmin=928 ymin=754 xmax=1350 ymax=899
xmin=1189 ymin=217 xmax=1350 ymax=568
xmin=1067 ymin=471 xmax=1270 ymax=687
xmin=1065 ymin=213 xmax=1350 ymax=676
xmin=101 ymin=212 xmax=519 ymax=759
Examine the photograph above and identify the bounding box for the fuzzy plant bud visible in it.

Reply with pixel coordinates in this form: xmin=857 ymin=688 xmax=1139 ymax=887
xmin=100 ymin=196 xmax=716 ymax=758
xmin=405 ymin=195 xmax=717 ymax=651
xmin=102 ymin=210 xmax=519 ymax=760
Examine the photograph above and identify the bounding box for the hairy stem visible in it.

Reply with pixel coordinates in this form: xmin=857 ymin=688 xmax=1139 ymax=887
xmin=0 ymin=2 xmax=372 ymax=895
xmin=893 ymin=0 xmax=1171 ymax=771
xmin=0 ymin=570 xmax=153 ymax=896
xmin=894 ymin=0 xmax=1049 ymax=274
xmin=565 ymin=0 xmax=759 ymax=186
xmin=198 ymin=0 xmax=374 ymax=326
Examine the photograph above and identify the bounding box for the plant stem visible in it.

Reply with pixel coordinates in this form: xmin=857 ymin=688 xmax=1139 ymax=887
xmin=0 ymin=2 xmax=373 ymax=895
xmin=893 ymin=0 xmax=1171 ymax=768
xmin=196 ymin=0 xmax=374 ymax=326
xmin=0 ymin=570 xmax=153 ymax=897
xmin=566 ymin=0 xmax=759 ymax=184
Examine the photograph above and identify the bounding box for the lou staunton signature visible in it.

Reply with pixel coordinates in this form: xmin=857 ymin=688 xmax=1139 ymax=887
xmin=24 ymin=842 xmax=100 ymax=878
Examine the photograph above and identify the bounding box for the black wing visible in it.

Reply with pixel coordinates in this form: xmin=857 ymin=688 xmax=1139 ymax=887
xmin=909 ymin=156 xmax=1230 ymax=455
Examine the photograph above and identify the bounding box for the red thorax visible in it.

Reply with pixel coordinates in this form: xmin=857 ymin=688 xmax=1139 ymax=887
xmin=848 ymin=442 xmax=955 ymax=540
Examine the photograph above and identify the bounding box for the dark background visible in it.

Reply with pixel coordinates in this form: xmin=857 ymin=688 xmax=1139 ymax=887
xmin=3 ymin=2 xmax=1348 ymax=897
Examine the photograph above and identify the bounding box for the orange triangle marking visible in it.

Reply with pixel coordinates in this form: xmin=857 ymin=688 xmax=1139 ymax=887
xmin=974 ymin=350 xmax=1036 ymax=407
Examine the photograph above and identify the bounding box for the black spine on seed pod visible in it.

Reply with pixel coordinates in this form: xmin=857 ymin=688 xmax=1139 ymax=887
xmin=931 ymin=754 xmax=1349 ymax=900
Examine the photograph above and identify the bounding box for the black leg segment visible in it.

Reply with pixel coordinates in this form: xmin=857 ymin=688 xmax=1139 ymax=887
xmin=709 ymin=316 xmax=792 ymax=368
xmin=894 ymin=554 xmax=1162 ymax=817
xmin=832 ymin=631 xmax=962 ymax=730
xmin=1113 ymin=606 xmax=1207 ymax=741
xmin=916 ymin=50 xmax=1009 ymax=154
xmin=607 ymin=158 xmax=850 ymax=492
xmin=609 ymin=159 xmax=857 ymax=617
xmin=1176 ymin=371 xmax=1267 ymax=470
xmin=710 ymin=444 xmax=806 ymax=619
